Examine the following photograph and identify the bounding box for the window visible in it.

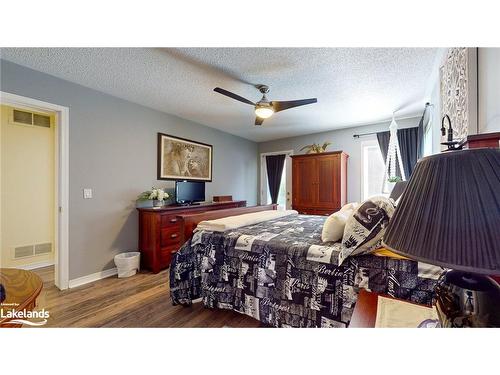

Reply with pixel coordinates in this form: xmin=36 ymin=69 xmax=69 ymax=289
xmin=361 ymin=139 xmax=386 ymax=200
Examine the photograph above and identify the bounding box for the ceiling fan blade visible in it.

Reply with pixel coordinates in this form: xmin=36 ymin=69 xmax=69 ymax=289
xmin=214 ymin=87 xmax=255 ymax=106
xmin=255 ymin=117 xmax=264 ymax=126
xmin=272 ymin=98 xmax=317 ymax=113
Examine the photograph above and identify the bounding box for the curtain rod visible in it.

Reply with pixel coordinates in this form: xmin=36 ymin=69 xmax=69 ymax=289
xmin=353 ymin=103 xmax=433 ymax=138
xmin=353 ymin=131 xmax=379 ymax=138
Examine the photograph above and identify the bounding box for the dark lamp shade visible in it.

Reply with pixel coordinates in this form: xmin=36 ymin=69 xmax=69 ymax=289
xmin=383 ymin=148 xmax=500 ymax=275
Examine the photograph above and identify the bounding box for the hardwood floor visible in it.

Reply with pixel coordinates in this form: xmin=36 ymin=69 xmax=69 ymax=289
xmin=31 ymin=266 xmax=261 ymax=328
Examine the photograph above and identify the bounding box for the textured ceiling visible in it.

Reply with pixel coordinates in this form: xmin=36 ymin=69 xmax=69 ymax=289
xmin=0 ymin=48 xmax=439 ymax=142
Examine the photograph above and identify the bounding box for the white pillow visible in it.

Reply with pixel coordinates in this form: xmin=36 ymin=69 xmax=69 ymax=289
xmin=321 ymin=203 xmax=358 ymax=243
xmin=340 ymin=202 xmax=359 ymax=212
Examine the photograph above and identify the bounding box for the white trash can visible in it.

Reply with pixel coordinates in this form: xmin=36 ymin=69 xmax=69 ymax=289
xmin=114 ymin=252 xmax=140 ymax=278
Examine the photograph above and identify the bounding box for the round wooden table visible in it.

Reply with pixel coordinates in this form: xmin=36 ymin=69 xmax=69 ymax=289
xmin=0 ymin=268 xmax=43 ymax=328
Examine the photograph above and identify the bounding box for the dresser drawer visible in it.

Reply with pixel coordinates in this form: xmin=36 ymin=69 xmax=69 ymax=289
xmin=161 ymin=215 xmax=181 ymax=227
xmin=159 ymin=245 xmax=180 ymax=266
xmin=161 ymin=226 xmax=182 ymax=247
xmin=159 ymin=248 xmax=172 ymax=268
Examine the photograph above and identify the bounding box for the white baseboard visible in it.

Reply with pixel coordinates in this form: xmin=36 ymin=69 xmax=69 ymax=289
xmin=18 ymin=261 xmax=55 ymax=271
xmin=69 ymin=267 xmax=118 ymax=289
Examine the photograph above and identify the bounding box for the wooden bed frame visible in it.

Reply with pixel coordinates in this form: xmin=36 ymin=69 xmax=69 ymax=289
xmin=177 ymin=204 xmax=277 ymax=243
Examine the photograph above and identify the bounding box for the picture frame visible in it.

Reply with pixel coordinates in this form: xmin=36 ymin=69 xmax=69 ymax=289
xmin=157 ymin=133 xmax=213 ymax=181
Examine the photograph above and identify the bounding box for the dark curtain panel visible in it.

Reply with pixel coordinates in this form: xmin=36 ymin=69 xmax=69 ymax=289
xmin=266 ymin=154 xmax=286 ymax=204
xmin=377 ymin=107 xmax=427 ymax=179
xmin=377 ymin=128 xmax=421 ymax=179
xmin=377 ymin=131 xmax=402 ymax=178
xmin=398 ymin=127 xmax=419 ymax=178
xmin=376 ymin=131 xmax=390 ymax=164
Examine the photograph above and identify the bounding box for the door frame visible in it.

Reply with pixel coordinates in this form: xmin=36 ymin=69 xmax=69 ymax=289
xmin=1 ymin=91 xmax=70 ymax=290
xmin=260 ymin=150 xmax=294 ymax=209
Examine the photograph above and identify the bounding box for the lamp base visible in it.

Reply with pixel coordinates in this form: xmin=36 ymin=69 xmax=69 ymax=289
xmin=434 ymin=270 xmax=500 ymax=328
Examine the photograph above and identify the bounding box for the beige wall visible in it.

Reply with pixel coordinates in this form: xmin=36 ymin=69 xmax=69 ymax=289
xmin=0 ymin=105 xmax=56 ymax=268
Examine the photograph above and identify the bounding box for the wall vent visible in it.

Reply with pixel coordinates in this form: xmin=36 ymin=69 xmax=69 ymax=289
xmin=11 ymin=109 xmax=51 ymax=128
xmin=13 ymin=243 xmax=53 ymax=259
xmin=33 ymin=114 xmax=51 ymax=128
xmin=34 ymin=242 xmax=52 ymax=255
xmin=14 ymin=245 xmax=35 ymax=259
xmin=13 ymin=109 xmax=33 ymax=125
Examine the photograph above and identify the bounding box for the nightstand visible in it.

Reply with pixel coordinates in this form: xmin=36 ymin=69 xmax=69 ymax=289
xmin=0 ymin=268 xmax=43 ymax=327
xmin=349 ymin=289 xmax=438 ymax=328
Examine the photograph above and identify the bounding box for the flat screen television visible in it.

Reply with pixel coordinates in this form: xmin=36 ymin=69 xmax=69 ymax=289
xmin=175 ymin=181 xmax=205 ymax=205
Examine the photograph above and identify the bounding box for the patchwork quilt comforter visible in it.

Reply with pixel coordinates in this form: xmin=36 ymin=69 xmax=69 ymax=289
xmin=170 ymin=214 xmax=443 ymax=327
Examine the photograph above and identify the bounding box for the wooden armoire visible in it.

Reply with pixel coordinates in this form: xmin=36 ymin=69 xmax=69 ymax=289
xmin=291 ymin=151 xmax=348 ymax=215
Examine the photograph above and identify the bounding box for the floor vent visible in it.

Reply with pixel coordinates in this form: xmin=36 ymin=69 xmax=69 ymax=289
xmin=11 ymin=109 xmax=51 ymax=128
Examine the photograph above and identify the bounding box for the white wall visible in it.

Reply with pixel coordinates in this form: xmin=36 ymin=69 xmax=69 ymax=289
xmin=425 ymin=49 xmax=447 ymax=154
xmin=479 ymin=48 xmax=500 ymax=133
xmin=426 ymin=48 xmax=500 ymax=152
xmin=261 ymin=47 xmax=499 ymax=207
xmin=259 ymin=117 xmax=422 ymax=203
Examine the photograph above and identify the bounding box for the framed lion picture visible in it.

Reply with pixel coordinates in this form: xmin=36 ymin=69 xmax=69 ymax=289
xmin=157 ymin=133 xmax=213 ymax=181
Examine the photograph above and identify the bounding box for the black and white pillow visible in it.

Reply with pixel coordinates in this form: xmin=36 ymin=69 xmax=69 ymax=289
xmin=338 ymin=196 xmax=395 ymax=264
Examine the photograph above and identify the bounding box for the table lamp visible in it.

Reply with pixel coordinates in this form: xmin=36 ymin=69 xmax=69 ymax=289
xmin=382 ymin=148 xmax=500 ymax=327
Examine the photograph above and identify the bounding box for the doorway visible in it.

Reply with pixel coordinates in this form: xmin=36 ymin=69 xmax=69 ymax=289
xmin=260 ymin=150 xmax=293 ymax=210
xmin=0 ymin=92 xmax=69 ymax=290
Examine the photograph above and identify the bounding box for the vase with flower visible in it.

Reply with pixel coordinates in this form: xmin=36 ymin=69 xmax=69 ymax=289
xmin=136 ymin=188 xmax=170 ymax=208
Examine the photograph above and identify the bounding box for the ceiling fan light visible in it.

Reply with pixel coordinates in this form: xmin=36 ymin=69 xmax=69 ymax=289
xmin=255 ymin=106 xmax=274 ymax=119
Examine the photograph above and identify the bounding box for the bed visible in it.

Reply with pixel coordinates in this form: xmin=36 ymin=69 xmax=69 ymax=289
xmin=170 ymin=211 xmax=443 ymax=328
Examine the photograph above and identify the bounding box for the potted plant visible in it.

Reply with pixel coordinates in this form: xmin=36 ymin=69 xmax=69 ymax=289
xmin=300 ymin=142 xmax=332 ymax=154
xmin=136 ymin=188 xmax=170 ymax=208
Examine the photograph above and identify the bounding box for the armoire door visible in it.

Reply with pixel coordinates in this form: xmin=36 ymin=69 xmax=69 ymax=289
xmin=316 ymin=154 xmax=340 ymax=209
xmin=292 ymin=157 xmax=316 ymax=207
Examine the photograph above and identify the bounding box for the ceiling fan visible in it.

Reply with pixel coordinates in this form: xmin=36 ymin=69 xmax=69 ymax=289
xmin=213 ymin=85 xmax=317 ymax=125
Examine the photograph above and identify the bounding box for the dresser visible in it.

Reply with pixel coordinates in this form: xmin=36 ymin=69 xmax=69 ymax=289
xmin=137 ymin=200 xmax=246 ymax=273
xmin=459 ymin=131 xmax=500 ymax=149
xmin=291 ymin=151 xmax=348 ymax=216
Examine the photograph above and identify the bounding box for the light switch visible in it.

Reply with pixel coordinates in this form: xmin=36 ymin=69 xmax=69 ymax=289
xmin=83 ymin=188 xmax=93 ymax=199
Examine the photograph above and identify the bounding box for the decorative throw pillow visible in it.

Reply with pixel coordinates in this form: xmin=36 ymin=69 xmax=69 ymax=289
xmin=339 ymin=196 xmax=395 ymax=264
xmin=321 ymin=203 xmax=358 ymax=243
xmin=339 ymin=202 xmax=359 ymax=212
